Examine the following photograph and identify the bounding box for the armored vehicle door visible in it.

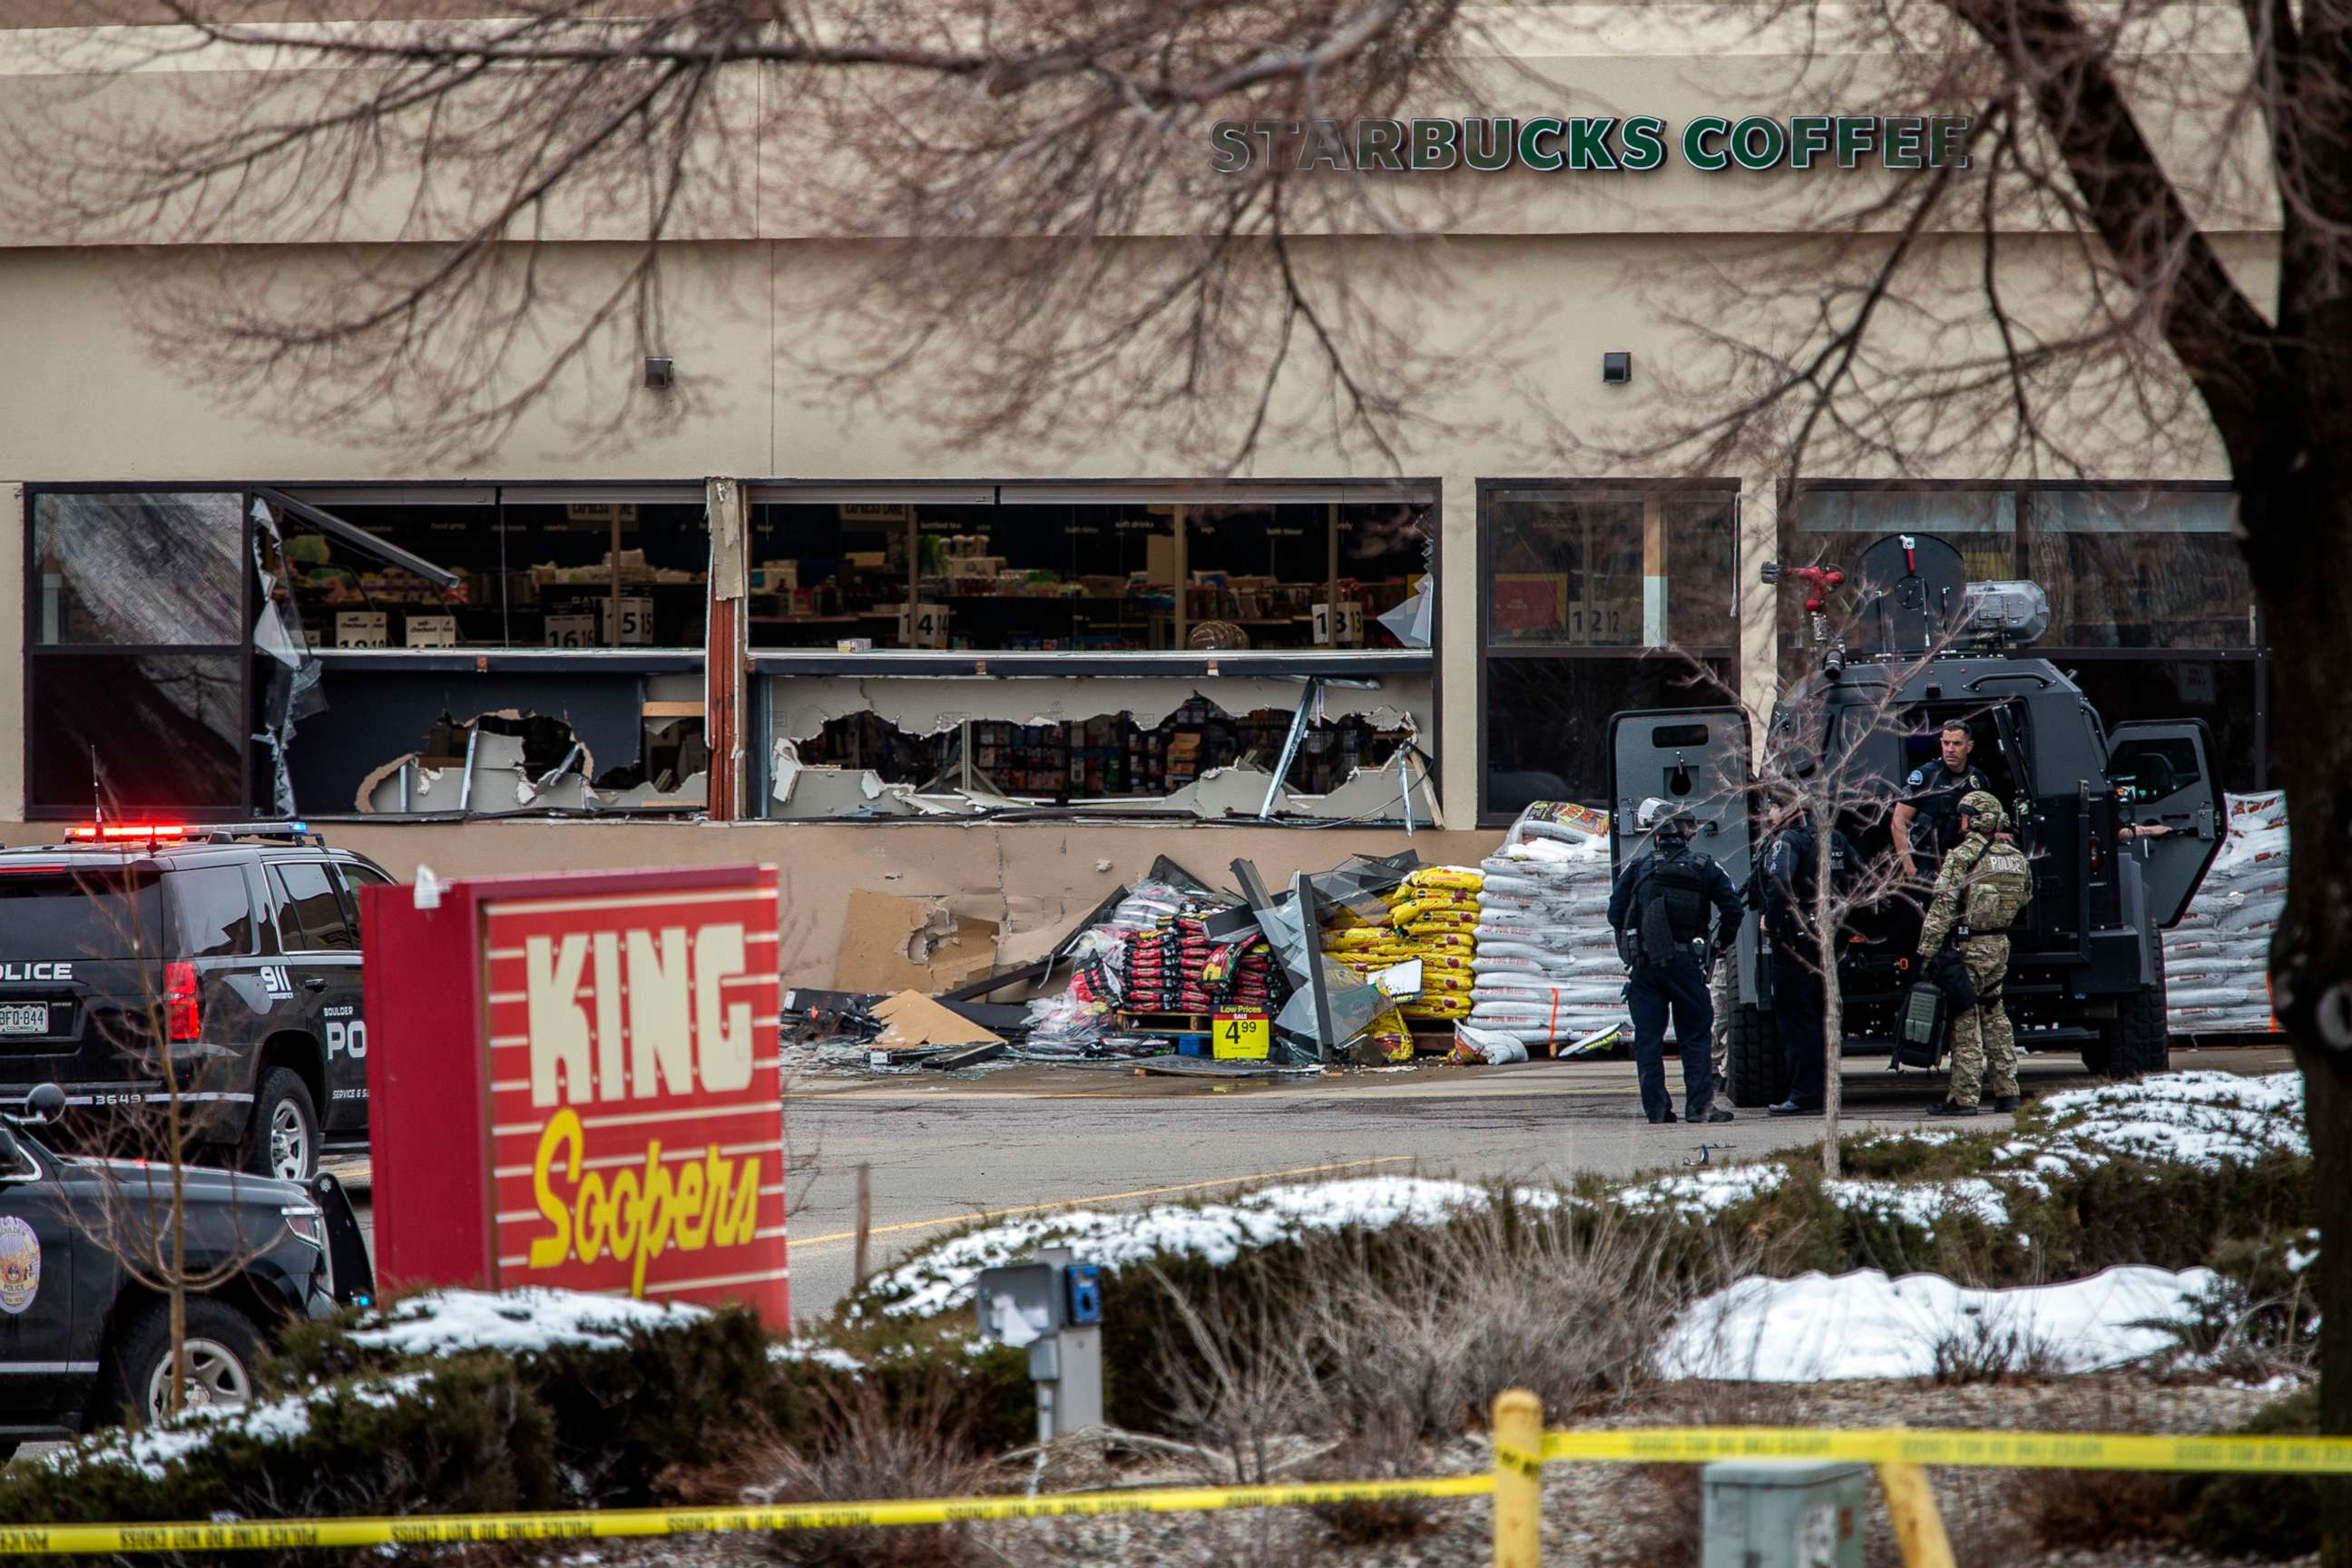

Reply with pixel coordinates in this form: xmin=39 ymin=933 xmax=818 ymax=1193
xmin=1609 ymin=708 xmax=1756 ymax=999
xmin=2106 ymin=720 xmax=2226 ymax=928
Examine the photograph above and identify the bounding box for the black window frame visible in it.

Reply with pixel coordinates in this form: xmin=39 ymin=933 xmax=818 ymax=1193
xmin=1475 ymin=478 xmax=1743 ymax=826
xmin=23 ymin=485 xmax=260 ymax=819
xmin=1779 ymin=479 xmax=2270 ymax=790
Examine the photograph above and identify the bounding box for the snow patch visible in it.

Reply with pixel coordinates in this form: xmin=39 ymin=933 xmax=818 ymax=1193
xmin=1826 ymin=1178 xmax=2010 ymax=1236
xmin=769 ymin=1339 xmax=864 ymax=1377
xmin=347 ymin=1288 xmax=708 ymax=1358
xmin=1615 ymin=1163 xmax=1788 ymax=1217
xmin=866 ymin=1177 xmax=1560 ymax=1319
xmin=1659 ymin=1266 xmax=2218 ymax=1382
xmin=52 ymin=1374 xmax=426 ymax=1481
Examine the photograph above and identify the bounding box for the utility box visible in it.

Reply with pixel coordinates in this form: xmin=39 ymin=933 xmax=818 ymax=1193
xmin=1701 ymin=1459 xmax=1870 ymax=1568
xmin=974 ymin=1246 xmax=1103 ymax=1441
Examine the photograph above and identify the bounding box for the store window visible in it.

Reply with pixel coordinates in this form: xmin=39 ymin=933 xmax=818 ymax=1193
xmin=1782 ymin=483 xmax=2268 ymax=787
xmin=26 ymin=492 xmax=252 ymax=815
xmin=749 ymin=488 xmax=1433 ymax=653
xmin=1479 ymin=482 xmax=1739 ymax=819
xmin=268 ymin=493 xmax=709 ymax=650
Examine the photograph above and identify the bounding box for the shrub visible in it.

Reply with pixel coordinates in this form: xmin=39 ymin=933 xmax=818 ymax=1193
xmin=275 ymin=1295 xmax=787 ymax=1504
xmin=2181 ymin=1386 xmax=2321 ymax=1561
xmin=728 ymin=1375 xmax=994 ymax=1568
xmin=0 ymin=1357 xmax=557 ymax=1560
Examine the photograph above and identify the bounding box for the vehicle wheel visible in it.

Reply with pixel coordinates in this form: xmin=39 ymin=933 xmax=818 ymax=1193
xmin=105 ymin=1297 xmax=265 ymax=1426
xmin=243 ymin=1068 xmax=318 ymax=1182
xmin=1725 ymin=1003 xmax=1786 ymax=1108
xmin=2088 ymin=956 xmax=2171 ymax=1080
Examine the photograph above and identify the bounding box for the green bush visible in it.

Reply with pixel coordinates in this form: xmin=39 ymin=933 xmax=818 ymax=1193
xmin=274 ymin=1298 xmax=789 ymax=1504
xmin=2181 ymin=1386 xmax=2321 ymax=1561
xmin=0 ymin=1357 xmax=556 ymax=1563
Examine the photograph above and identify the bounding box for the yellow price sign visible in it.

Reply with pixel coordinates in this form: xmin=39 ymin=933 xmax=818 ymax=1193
xmin=1212 ymin=1014 xmax=1270 ymax=1060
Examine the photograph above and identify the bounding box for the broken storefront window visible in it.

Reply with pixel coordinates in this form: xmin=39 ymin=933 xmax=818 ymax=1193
xmin=354 ymin=709 xmax=709 ymax=815
xmin=769 ymin=693 xmax=1433 ymax=820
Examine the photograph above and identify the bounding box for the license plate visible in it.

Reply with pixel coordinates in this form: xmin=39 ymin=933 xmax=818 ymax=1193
xmin=0 ymin=1004 xmax=48 ymax=1035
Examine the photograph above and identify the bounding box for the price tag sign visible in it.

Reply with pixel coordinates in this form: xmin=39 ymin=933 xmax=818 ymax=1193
xmin=334 ymin=611 xmax=389 ymax=649
xmin=601 ymin=595 xmax=655 ymax=646
xmin=898 ymin=603 xmax=949 ymax=649
xmin=1311 ymin=601 xmax=1366 ymax=647
xmin=544 ymin=613 xmax=597 ymax=648
xmin=1211 ymin=1014 xmax=1270 ymax=1060
xmin=403 ymin=613 xmax=457 ymax=649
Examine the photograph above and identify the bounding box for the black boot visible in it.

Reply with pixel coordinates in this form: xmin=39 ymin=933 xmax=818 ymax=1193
xmin=1927 ymin=1100 xmax=1979 ymax=1118
xmin=1991 ymin=1093 xmax=2023 ymax=1112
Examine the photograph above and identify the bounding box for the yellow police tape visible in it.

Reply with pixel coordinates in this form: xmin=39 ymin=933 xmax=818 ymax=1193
xmin=0 ymin=1476 xmax=1498 ymax=1556
xmin=1543 ymin=1426 xmax=2352 ymax=1475
xmin=11 ymin=1426 xmax=2352 ymax=1554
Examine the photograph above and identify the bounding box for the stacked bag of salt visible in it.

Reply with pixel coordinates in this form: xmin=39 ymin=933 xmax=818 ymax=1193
xmin=1321 ymin=865 xmax=1485 ymax=1046
xmin=1466 ymin=803 xmax=1632 ymax=1055
xmin=2162 ymin=791 xmax=2287 ymax=1034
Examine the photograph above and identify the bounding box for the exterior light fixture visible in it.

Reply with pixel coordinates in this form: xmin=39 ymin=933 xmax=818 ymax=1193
xmin=1602 ymin=351 xmax=1632 ymax=385
xmin=644 ymin=356 xmax=676 ymax=389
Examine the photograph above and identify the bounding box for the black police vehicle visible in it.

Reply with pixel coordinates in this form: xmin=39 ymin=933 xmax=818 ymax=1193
xmin=0 ymin=1083 xmax=372 ymax=1456
xmin=0 ymin=823 xmax=390 ymax=1181
xmin=1610 ymin=534 xmax=2227 ymax=1106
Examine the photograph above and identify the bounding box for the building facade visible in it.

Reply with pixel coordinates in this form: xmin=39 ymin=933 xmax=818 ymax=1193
xmin=0 ymin=15 xmax=2270 ymax=982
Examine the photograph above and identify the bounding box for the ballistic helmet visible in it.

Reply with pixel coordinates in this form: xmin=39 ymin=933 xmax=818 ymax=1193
xmin=1958 ymin=789 xmax=2005 ymax=831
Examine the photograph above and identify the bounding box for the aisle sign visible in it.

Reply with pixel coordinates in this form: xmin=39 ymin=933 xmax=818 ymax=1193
xmin=544 ymin=614 xmax=597 ymax=648
xmin=1212 ymin=1014 xmax=1270 ymax=1060
xmin=899 ymin=603 xmax=950 ymax=649
xmin=334 ymin=611 xmax=389 ymax=649
xmin=404 ymin=614 xmax=457 ymax=649
xmin=602 ymin=596 xmax=656 ymax=646
xmin=1311 ymin=601 xmax=1366 ymax=647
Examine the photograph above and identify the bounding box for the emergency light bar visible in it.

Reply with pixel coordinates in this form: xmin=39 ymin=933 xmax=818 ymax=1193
xmin=65 ymin=819 xmax=316 ymax=845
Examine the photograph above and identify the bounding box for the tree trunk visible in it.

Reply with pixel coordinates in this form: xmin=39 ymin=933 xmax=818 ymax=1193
xmin=2240 ymin=474 xmax=2352 ymax=1566
xmin=1815 ymin=808 xmax=1843 ymax=1179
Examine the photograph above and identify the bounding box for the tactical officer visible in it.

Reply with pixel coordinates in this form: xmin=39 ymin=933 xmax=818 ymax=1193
xmin=1916 ymin=789 xmax=2033 ymax=1116
xmin=1607 ymin=805 xmax=1744 ymax=1124
xmin=1756 ymin=805 xmax=1859 ymax=1118
xmin=1892 ymin=720 xmax=1993 ymax=881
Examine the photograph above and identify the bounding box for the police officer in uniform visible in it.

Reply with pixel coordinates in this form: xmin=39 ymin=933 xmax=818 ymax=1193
xmin=1756 ymin=805 xmax=1858 ymax=1118
xmin=1916 ymin=790 xmax=2033 ymax=1117
xmin=1608 ymin=806 xmax=1744 ymax=1124
xmin=1892 ymin=720 xmax=1993 ymax=882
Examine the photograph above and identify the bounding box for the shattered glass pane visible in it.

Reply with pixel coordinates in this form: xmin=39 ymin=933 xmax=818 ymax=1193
xmin=33 ymin=492 xmax=243 ymax=646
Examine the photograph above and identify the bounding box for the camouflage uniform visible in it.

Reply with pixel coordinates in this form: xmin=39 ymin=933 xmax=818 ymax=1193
xmin=1708 ymin=947 xmax=1735 ymax=1106
xmin=1916 ymin=791 xmax=2032 ymax=1107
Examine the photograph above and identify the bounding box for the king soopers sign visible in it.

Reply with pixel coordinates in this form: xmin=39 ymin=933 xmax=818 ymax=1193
xmin=1210 ymin=115 xmax=1973 ymax=173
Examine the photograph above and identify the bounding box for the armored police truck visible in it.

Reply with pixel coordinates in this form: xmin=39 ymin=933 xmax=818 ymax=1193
xmin=1609 ymin=534 xmax=2227 ymax=1106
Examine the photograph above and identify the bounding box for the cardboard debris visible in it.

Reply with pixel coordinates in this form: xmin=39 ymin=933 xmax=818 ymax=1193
xmin=831 ymin=890 xmax=1000 ymax=994
xmin=868 ymin=990 xmax=1006 ymax=1051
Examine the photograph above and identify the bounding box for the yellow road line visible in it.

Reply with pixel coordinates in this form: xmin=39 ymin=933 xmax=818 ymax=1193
xmin=789 ymin=1155 xmax=1416 ymax=1250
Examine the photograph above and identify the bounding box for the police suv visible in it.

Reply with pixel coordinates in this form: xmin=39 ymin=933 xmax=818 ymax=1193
xmin=1610 ymin=534 xmax=2228 ymax=1106
xmin=0 ymin=823 xmax=388 ymax=1181
xmin=0 ymin=1083 xmax=373 ymax=1456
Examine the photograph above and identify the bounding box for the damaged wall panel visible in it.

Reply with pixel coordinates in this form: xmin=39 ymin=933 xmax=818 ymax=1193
xmin=206 ymin=817 xmax=1492 ymax=988
xmin=761 ymin=674 xmax=1434 ymax=822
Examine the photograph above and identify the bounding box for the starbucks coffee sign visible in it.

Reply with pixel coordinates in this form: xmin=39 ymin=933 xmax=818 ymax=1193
xmin=1209 ymin=115 xmax=1973 ymax=173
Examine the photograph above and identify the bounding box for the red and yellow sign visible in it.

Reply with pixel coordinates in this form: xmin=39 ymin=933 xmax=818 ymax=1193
xmin=364 ymin=866 xmax=789 ymax=1325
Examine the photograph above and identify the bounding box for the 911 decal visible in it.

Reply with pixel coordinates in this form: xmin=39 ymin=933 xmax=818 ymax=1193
xmin=260 ymin=965 xmax=294 ymax=1000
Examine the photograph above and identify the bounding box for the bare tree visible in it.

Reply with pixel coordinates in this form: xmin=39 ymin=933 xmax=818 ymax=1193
xmin=44 ymin=847 xmax=289 ymax=1424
